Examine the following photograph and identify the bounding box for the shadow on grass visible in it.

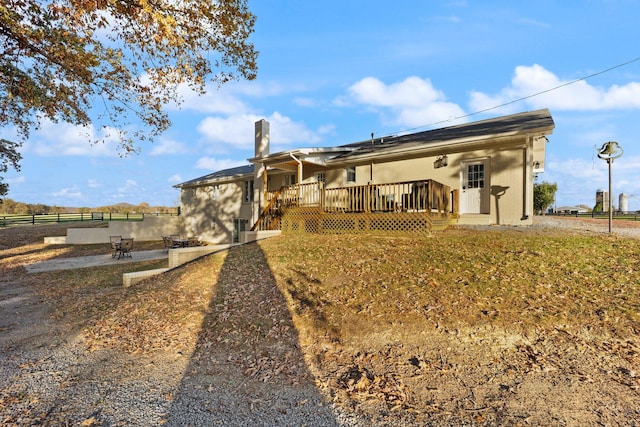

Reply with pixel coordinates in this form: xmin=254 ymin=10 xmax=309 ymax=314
xmin=165 ymin=242 xmax=340 ymax=426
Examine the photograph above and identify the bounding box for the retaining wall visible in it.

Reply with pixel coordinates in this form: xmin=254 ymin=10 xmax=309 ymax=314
xmin=62 ymin=216 xmax=184 ymax=244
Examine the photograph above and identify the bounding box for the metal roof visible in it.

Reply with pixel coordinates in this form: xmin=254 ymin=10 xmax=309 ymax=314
xmin=173 ymin=164 xmax=254 ymax=188
xmin=329 ymin=108 xmax=554 ymax=162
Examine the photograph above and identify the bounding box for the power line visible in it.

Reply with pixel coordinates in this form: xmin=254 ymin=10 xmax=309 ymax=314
xmin=385 ymin=56 xmax=640 ymax=137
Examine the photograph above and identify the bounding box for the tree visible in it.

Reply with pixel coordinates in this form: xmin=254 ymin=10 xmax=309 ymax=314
xmin=0 ymin=0 xmax=258 ymax=195
xmin=593 ymin=201 xmax=604 ymax=213
xmin=534 ymin=181 xmax=558 ymax=215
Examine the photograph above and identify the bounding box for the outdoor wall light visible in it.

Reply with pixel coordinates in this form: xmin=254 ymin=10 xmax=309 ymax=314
xmin=533 ymin=161 xmax=540 ymax=169
xmin=434 ymin=155 xmax=448 ymax=168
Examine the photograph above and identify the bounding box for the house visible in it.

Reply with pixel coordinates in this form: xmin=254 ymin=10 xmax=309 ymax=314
xmin=555 ymin=205 xmax=590 ymax=215
xmin=175 ymin=109 xmax=555 ymax=243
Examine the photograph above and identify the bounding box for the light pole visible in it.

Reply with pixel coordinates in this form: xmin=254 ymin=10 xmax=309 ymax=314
xmin=597 ymin=141 xmax=623 ymax=234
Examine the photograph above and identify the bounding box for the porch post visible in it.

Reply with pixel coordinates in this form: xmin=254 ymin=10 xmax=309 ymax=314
xmin=290 ymin=152 xmax=303 ymax=202
xmin=262 ymin=163 xmax=268 ymax=207
xmin=523 ymin=135 xmax=532 ymax=220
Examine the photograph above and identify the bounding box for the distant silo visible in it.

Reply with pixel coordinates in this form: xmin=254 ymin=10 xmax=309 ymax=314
xmin=619 ymin=193 xmax=629 ymax=213
xmin=596 ymin=189 xmax=609 ymax=212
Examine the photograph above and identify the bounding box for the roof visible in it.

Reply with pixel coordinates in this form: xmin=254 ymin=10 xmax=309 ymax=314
xmin=328 ymin=108 xmax=554 ymax=163
xmin=175 ymin=109 xmax=554 ymax=188
xmin=173 ymin=164 xmax=254 ymax=188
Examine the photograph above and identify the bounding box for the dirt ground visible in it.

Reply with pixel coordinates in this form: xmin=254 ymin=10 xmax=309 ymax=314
xmin=1 ymin=220 xmax=640 ymax=426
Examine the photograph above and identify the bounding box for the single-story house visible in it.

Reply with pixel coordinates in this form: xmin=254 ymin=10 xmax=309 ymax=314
xmin=175 ymin=109 xmax=555 ymax=243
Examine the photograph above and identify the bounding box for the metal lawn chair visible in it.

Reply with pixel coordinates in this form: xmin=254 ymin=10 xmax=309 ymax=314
xmin=116 ymin=238 xmax=134 ymax=259
xmin=110 ymin=236 xmax=122 ymax=258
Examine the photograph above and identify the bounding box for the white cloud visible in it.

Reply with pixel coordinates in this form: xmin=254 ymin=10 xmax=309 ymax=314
xmin=87 ymin=179 xmax=101 ymax=188
xmin=343 ymin=76 xmax=466 ymax=127
xmin=117 ymin=179 xmax=138 ymax=195
xmin=25 ymin=120 xmax=123 ymax=157
xmin=545 ymin=154 xmax=640 ymax=209
xmin=349 ymin=76 xmax=444 ymax=107
xmin=548 ymin=157 xmax=604 ymax=180
xmin=171 ymin=80 xmax=286 ymax=114
xmin=194 ymin=157 xmax=247 ymax=171
xmin=197 ymin=112 xmax=326 ymax=151
xmin=52 ymin=186 xmax=83 ymax=199
xmin=150 ymin=137 xmax=187 ymax=156
xmin=176 ymin=87 xmax=249 ymax=115
xmin=268 ymin=112 xmax=327 ymax=147
xmin=197 ymin=114 xmax=260 ymax=148
xmin=469 ymin=64 xmax=640 ymax=113
xmin=168 ymin=174 xmax=183 ymax=183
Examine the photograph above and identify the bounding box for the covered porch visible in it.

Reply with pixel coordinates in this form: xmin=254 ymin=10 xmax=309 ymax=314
xmin=252 ymin=179 xmax=457 ymax=235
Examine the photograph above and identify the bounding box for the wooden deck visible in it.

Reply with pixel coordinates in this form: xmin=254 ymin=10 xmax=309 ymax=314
xmin=252 ymin=179 xmax=457 ymax=235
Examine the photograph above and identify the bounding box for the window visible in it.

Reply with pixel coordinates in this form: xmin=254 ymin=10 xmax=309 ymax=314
xmin=315 ymin=172 xmax=325 ymax=187
xmin=243 ymin=180 xmax=254 ymax=203
xmin=466 ymin=164 xmax=485 ymax=188
xmin=285 ymin=174 xmax=297 ymax=186
xmin=346 ymin=166 xmax=356 ymax=183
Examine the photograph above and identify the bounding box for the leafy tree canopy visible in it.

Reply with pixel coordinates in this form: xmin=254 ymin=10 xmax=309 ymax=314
xmin=0 ymin=0 xmax=258 ymax=195
xmin=534 ymin=181 xmax=558 ymax=214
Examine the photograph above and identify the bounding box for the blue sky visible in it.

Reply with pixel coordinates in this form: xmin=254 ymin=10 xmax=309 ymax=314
xmin=4 ymin=0 xmax=640 ymax=210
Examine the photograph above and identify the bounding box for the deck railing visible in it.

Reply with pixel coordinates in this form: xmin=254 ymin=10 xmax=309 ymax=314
xmin=320 ymin=180 xmax=450 ymax=213
xmin=255 ymin=179 xmax=451 ymax=231
xmin=267 ymin=179 xmax=449 ymax=213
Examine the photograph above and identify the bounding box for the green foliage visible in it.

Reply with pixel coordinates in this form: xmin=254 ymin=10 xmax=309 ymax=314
xmin=534 ymin=181 xmax=558 ymax=214
xmin=594 ymin=201 xmax=604 ymax=213
xmin=0 ymin=138 xmax=22 ymax=197
xmin=0 ymin=0 xmax=258 ymax=194
xmin=0 ymin=198 xmax=176 ymax=214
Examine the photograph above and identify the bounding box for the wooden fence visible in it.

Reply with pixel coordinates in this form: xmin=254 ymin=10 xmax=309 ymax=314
xmin=0 ymin=211 xmax=179 ymax=227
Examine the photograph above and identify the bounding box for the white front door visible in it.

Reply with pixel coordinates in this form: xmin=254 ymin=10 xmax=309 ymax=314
xmin=461 ymin=160 xmax=489 ymax=214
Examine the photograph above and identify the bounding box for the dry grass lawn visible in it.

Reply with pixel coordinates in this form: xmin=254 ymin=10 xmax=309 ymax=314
xmin=1 ymin=223 xmax=639 ymax=425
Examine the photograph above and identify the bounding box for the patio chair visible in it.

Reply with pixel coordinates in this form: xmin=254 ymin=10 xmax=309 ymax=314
xmin=110 ymin=235 xmax=122 ymax=258
xmin=116 ymin=238 xmax=134 ymax=259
